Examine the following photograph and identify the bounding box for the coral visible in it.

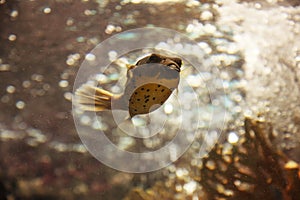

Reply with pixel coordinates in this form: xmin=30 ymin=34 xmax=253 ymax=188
xmin=124 ymin=117 xmax=300 ymax=200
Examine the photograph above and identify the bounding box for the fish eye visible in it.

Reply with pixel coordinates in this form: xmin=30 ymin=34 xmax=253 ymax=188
xmin=148 ymin=54 xmax=162 ymax=63
xmin=174 ymin=58 xmax=182 ymax=67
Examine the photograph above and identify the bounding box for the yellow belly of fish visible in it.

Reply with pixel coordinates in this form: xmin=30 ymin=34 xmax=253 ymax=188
xmin=129 ymin=83 xmax=172 ymax=117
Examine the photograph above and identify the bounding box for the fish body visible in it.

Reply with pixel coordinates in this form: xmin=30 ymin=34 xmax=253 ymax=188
xmin=75 ymin=53 xmax=182 ymax=117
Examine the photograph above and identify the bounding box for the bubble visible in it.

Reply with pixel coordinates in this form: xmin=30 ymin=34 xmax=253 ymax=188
xmin=164 ymin=103 xmax=173 ymax=114
xmin=186 ymin=24 xmax=195 ymax=33
xmin=143 ymin=138 xmax=162 ymax=148
xmin=10 ymin=10 xmax=18 ymax=18
xmin=16 ymin=101 xmax=25 ymax=109
xmin=59 ymin=80 xmax=69 ymax=88
xmin=132 ymin=116 xmax=146 ymax=127
xmin=66 ymin=53 xmax=81 ymax=66
xmin=233 ymin=94 xmax=242 ymax=102
xmin=38 ymin=90 xmax=46 ymax=96
xmin=73 ymin=53 xmax=81 ymax=60
xmin=118 ymin=137 xmax=135 ymax=150
xmin=105 ymin=24 xmax=115 ymax=34
xmin=228 ymin=131 xmax=239 ymax=144
xmin=0 ymin=64 xmax=10 ymax=71
xmin=0 ymin=130 xmax=25 ymax=140
xmin=85 ymin=53 xmax=96 ymax=61
xmin=18 ymin=122 xmax=27 ymax=130
xmin=131 ymin=0 xmax=142 ymax=4
xmin=66 ymin=18 xmax=74 ymax=26
xmin=200 ymin=10 xmax=213 ymax=21
xmin=80 ymin=115 xmax=91 ymax=125
xmin=186 ymin=0 xmax=200 ymax=7
xmin=186 ymin=75 xmax=202 ymax=87
xmin=8 ymin=34 xmax=17 ymax=41
xmin=111 ymin=85 xmax=121 ymax=93
xmin=285 ymin=160 xmax=299 ymax=169
xmin=43 ymin=7 xmax=51 ymax=14
xmin=27 ymin=128 xmax=47 ymax=143
xmin=175 ymin=184 xmax=183 ymax=192
xmin=115 ymin=26 xmax=122 ymax=32
xmin=92 ymin=121 xmax=102 ymax=130
xmin=64 ymin=92 xmax=72 ymax=101
xmin=38 ymin=89 xmax=47 ymax=96
xmin=192 ymin=196 xmax=199 ymax=200
xmin=6 ymin=85 xmax=16 ymax=94
xmin=183 ymin=181 xmax=197 ymax=195
xmin=212 ymin=99 xmax=220 ymax=106
xmin=22 ymin=80 xmax=31 ymax=88
xmin=31 ymin=74 xmax=43 ymax=82
xmin=176 ymin=168 xmax=189 ymax=178
xmin=198 ymin=42 xmax=212 ymax=54
xmin=115 ymin=5 xmax=122 ymax=10
xmin=108 ymin=73 xmax=119 ymax=81
xmin=84 ymin=9 xmax=97 ymax=16
xmin=60 ymin=72 xmax=69 ymax=79
xmin=95 ymin=74 xmax=108 ymax=83
xmin=72 ymin=144 xmax=87 ymax=153
xmin=205 ymin=160 xmax=216 ymax=170
xmin=233 ymin=106 xmax=242 ymax=113
xmin=108 ymin=50 xmax=118 ymax=61
xmin=88 ymin=37 xmax=99 ymax=45
xmin=203 ymin=24 xmax=217 ymax=34
xmin=168 ymin=164 xmax=176 ymax=173
xmin=50 ymin=142 xmax=68 ymax=152
xmin=76 ymin=36 xmax=85 ymax=42
xmin=1 ymin=95 xmax=10 ymax=103
xmin=66 ymin=58 xmax=75 ymax=66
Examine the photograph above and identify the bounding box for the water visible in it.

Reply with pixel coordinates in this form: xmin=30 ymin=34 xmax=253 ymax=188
xmin=0 ymin=0 xmax=299 ymax=199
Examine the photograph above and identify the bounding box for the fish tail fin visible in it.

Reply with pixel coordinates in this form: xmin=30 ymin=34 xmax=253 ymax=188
xmin=74 ymin=84 xmax=114 ymax=112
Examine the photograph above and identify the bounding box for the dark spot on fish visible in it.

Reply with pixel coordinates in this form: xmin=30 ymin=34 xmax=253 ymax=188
xmin=160 ymin=101 xmax=164 ymax=104
xmin=137 ymin=98 xmax=140 ymax=101
xmin=146 ymin=89 xmax=150 ymax=92
xmin=152 ymin=97 xmax=156 ymax=100
xmin=135 ymin=92 xmax=138 ymax=95
xmin=143 ymin=105 xmax=146 ymax=108
xmin=145 ymin=99 xmax=149 ymax=103
xmin=155 ymin=89 xmax=157 ymax=91
xmin=161 ymin=89 xmax=165 ymax=92
xmin=141 ymin=88 xmax=144 ymax=90
xmin=134 ymin=109 xmax=137 ymax=111
xmin=158 ymin=85 xmax=161 ymax=88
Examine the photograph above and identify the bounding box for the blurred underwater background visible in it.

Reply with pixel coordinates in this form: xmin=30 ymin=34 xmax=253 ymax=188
xmin=0 ymin=0 xmax=300 ymax=199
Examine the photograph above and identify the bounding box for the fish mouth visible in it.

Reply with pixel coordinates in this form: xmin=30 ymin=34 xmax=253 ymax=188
xmin=168 ymin=63 xmax=181 ymax=72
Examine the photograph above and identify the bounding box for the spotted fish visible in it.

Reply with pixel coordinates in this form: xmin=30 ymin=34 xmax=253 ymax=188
xmin=75 ymin=53 xmax=182 ymax=117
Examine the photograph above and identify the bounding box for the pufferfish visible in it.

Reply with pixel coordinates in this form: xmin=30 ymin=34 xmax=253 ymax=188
xmin=75 ymin=53 xmax=182 ymax=117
